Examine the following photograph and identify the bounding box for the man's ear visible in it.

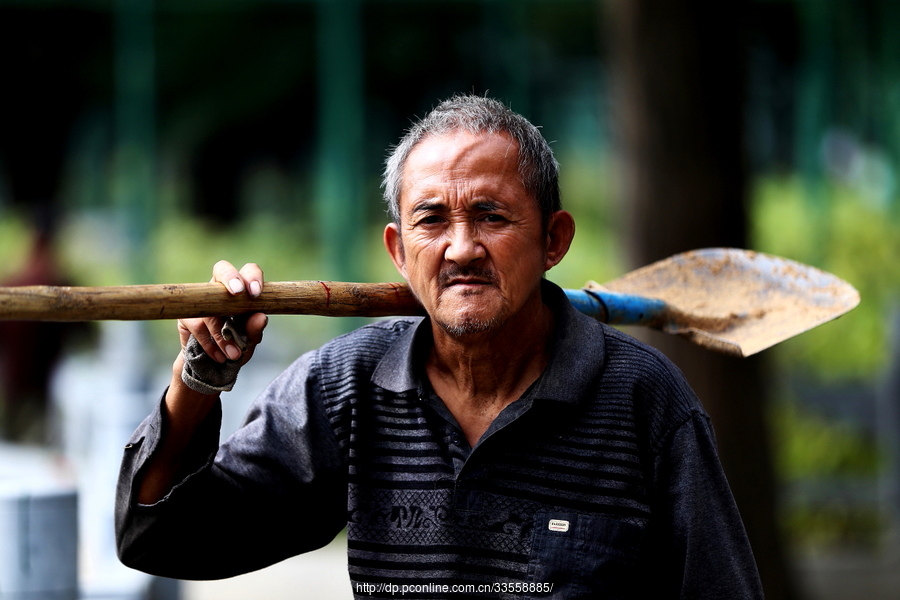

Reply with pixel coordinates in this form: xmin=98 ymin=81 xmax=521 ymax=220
xmin=384 ymin=222 xmax=408 ymax=279
xmin=544 ymin=210 xmax=575 ymax=271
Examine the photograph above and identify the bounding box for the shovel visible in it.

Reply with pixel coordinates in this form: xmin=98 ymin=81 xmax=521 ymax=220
xmin=0 ymin=248 xmax=859 ymax=357
xmin=570 ymin=248 xmax=860 ymax=356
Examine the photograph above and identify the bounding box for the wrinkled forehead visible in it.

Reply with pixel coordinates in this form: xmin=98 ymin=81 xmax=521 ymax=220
xmin=401 ymin=130 xmax=522 ymax=188
xmin=406 ymin=129 xmax=519 ymax=166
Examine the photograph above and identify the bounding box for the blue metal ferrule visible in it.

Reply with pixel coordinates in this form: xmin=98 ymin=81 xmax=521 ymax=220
xmin=564 ymin=288 xmax=668 ymax=326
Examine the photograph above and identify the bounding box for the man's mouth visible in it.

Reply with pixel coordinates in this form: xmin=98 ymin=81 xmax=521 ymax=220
xmin=439 ymin=267 xmax=496 ymax=291
xmin=446 ymin=277 xmax=490 ymax=287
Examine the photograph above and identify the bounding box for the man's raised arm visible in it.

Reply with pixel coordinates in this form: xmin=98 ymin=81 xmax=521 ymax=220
xmin=135 ymin=260 xmax=267 ymax=505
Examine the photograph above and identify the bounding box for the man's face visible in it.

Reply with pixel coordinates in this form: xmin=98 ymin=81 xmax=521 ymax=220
xmin=384 ymin=130 xmax=572 ymax=336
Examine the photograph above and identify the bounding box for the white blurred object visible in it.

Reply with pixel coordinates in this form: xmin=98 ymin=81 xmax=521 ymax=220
xmin=51 ymin=321 xmax=172 ymax=600
xmin=0 ymin=444 xmax=78 ymax=600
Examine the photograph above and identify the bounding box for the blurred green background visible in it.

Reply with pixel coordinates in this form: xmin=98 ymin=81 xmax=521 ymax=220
xmin=1 ymin=0 xmax=899 ymax=599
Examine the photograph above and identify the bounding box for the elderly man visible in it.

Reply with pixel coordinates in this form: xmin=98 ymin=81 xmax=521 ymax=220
xmin=116 ymin=95 xmax=763 ymax=599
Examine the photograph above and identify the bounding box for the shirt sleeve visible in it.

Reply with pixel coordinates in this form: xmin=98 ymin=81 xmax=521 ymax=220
xmin=114 ymin=351 xmax=348 ymax=580
xmin=646 ymin=411 xmax=765 ymax=600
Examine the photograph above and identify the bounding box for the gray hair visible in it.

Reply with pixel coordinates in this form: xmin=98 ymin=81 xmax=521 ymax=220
xmin=382 ymin=94 xmax=560 ymax=225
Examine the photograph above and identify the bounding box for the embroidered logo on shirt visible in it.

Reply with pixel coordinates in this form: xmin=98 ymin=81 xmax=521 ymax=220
xmin=548 ymin=519 xmax=570 ymax=532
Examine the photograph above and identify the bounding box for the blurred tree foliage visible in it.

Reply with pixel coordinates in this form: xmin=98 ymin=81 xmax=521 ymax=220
xmin=772 ymin=395 xmax=885 ymax=549
xmin=773 ymin=398 xmax=881 ymax=480
xmin=753 ymin=175 xmax=896 ymax=550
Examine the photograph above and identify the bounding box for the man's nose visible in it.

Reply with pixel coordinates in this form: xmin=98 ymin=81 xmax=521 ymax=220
xmin=443 ymin=222 xmax=485 ymax=266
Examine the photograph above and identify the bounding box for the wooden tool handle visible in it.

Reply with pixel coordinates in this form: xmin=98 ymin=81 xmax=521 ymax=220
xmin=0 ymin=281 xmax=425 ymax=321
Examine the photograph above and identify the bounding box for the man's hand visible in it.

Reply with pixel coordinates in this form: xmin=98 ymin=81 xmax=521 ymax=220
xmin=136 ymin=261 xmax=267 ymax=506
xmin=176 ymin=261 xmax=267 ymax=364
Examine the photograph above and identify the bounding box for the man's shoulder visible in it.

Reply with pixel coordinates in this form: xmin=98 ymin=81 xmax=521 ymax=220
xmin=314 ymin=317 xmax=422 ymax=369
xmin=328 ymin=316 xmax=420 ymax=345
xmin=592 ymin=322 xmax=706 ymax=450
xmin=598 ymin=322 xmax=683 ymax=377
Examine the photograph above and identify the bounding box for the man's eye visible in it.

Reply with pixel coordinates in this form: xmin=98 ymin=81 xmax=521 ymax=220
xmin=481 ymin=214 xmax=506 ymax=223
xmin=417 ymin=215 xmax=444 ymax=226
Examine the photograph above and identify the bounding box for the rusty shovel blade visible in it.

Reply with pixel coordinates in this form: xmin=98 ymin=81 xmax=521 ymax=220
xmin=589 ymin=248 xmax=861 ymax=357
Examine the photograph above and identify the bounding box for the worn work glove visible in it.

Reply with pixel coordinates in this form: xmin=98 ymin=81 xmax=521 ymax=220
xmin=180 ymin=317 xmax=250 ymax=395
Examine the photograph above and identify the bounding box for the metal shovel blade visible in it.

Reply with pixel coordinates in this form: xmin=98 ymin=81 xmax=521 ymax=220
xmin=590 ymin=248 xmax=861 ymax=357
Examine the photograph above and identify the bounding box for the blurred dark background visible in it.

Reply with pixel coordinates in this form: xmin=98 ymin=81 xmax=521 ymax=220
xmin=1 ymin=1 xmax=899 ymax=599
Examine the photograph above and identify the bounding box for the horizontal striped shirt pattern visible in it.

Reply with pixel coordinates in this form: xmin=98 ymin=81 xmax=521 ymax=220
xmin=308 ymin=283 xmax=699 ymax=597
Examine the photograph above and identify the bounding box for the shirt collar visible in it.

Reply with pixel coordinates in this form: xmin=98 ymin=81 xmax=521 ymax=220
xmin=371 ymin=280 xmax=607 ymax=405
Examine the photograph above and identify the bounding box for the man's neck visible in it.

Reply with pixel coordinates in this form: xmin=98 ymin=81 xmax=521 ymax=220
xmin=425 ymin=290 xmax=555 ymax=447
